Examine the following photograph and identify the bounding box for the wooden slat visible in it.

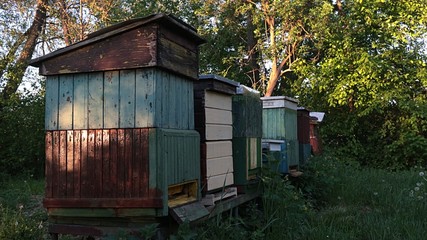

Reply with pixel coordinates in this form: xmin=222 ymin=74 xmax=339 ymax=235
xmin=102 ymin=130 xmax=111 ymax=197
xmin=73 ymin=131 xmax=81 ymax=198
xmin=104 ymin=71 xmax=120 ymax=128
xmin=43 ymin=198 xmax=162 ymax=208
xmin=119 ymin=70 xmax=135 ymax=128
xmin=206 ymin=156 xmax=234 ymax=177
xmin=88 ymin=72 xmax=104 ymax=129
xmin=205 ymin=141 xmax=232 ymax=159
xmin=45 ymin=76 xmax=59 ymax=130
xmin=59 ymin=131 xmax=67 ymax=197
xmin=135 ymin=69 xmax=155 ymax=127
xmin=85 ymin=130 xmax=96 ymax=198
xmin=205 ymin=91 xmax=232 ymax=110
xmin=52 ymin=131 xmax=60 ymax=197
xmin=141 ymin=129 xmax=150 ymax=197
xmin=80 ymin=130 xmax=88 ymax=198
xmin=205 ymin=124 xmax=233 ymax=140
xmin=95 ymin=130 xmax=103 ymax=197
xmin=58 ymin=75 xmax=74 ymax=129
xmin=124 ymin=129 xmax=133 ymax=197
xmin=73 ymin=73 xmax=88 ymax=129
xmin=66 ymin=131 xmax=74 ymax=197
xmin=117 ymin=129 xmax=126 ymax=198
xmin=132 ymin=129 xmax=141 ymax=198
xmin=206 ymin=173 xmax=234 ymax=191
xmin=205 ymin=108 xmax=232 ymax=125
xmin=161 ymin=71 xmax=171 ymax=128
xmin=45 ymin=132 xmax=53 ymax=198
xmin=109 ymin=129 xmax=118 ymax=198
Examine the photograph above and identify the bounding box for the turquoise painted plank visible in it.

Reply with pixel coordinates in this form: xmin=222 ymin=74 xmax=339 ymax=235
xmin=162 ymin=71 xmax=172 ymax=129
xmin=73 ymin=73 xmax=88 ymax=129
xmin=119 ymin=70 xmax=135 ymax=128
xmin=135 ymin=69 xmax=155 ymax=127
xmin=173 ymin=74 xmax=181 ymax=128
xmin=88 ymin=72 xmax=104 ymax=129
xmin=187 ymin=80 xmax=194 ymax=129
xmin=104 ymin=71 xmax=120 ymax=128
xmin=45 ymin=76 xmax=59 ymax=130
xmin=58 ymin=74 xmax=74 ymax=129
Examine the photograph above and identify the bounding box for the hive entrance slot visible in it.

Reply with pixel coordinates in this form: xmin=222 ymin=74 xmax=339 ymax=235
xmin=168 ymin=180 xmax=198 ymax=208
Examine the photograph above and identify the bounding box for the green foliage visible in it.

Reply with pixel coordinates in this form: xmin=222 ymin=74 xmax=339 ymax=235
xmin=0 ymin=92 xmax=45 ymax=178
xmin=294 ymin=0 xmax=427 ymax=169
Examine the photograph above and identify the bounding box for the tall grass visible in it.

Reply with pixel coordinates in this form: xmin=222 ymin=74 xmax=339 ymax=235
xmin=0 ymin=178 xmax=46 ymax=240
xmin=298 ymin=156 xmax=427 ymax=240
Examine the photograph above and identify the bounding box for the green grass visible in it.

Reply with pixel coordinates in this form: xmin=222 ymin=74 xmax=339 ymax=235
xmin=0 ymin=177 xmax=47 ymax=240
xmin=297 ymin=157 xmax=427 ymax=240
xmin=1 ymin=156 xmax=427 ymax=239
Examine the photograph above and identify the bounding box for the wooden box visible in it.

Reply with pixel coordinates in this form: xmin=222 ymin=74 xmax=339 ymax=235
xmin=194 ymin=75 xmax=238 ymax=192
xmin=261 ymin=96 xmax=300 ymax=167
xmin=232 ymin=85 xmax=262 ymax=187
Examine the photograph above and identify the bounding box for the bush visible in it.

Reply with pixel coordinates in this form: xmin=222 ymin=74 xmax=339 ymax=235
xmin=0 ymin=93 xmax=45 ymax=178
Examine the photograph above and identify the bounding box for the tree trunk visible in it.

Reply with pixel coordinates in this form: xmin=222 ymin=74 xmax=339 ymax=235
xmin=1 ymin=0 xmax=48 ymax=101
xmin=246 ymin=10 xmax=261 ymax=90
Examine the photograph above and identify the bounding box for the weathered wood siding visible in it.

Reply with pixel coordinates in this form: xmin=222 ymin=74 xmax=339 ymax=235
xmin=31 ymin=17 xmax=204 ymax=80
xmin=45 ymin=68 xmax=194 ymax=130
xmin=44 ymin=129 xmax=161 ymax=208
xmin=233 ymin=137 xmax=261 ymax=185
xmin=44 ymin=128 xmax=200 ymax=217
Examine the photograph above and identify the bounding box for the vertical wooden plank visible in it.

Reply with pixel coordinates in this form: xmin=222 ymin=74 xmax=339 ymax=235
xmin=161 ymin=71 xmax=170 ymax=128
xmin=58 ymin=75 xmax=74 ymax=130
xmin=73 ymin=73 xmax=88 ymax=129
xmin=109 ymin=129 xmax=118 ymax=198
xmin=154 ymin=69 xmax=162 ymax=127
xmin=59 ymin=131 xmax=67 ymax=197
xmin=132 ymin=129 xmax=141 ymax=198
xmin=141 ymin=129 xmax=149 ymax=197
xmin=88 ymin=72 xmax=104 ymax=129
xmin=95 ymin=130 xmax=103 ymax=198
xmin=188 ymin=80 xmax=194 ymax=129
xmin=85 ymin=130 xmax=96 ymax=197
xmin=80 ymin=130 xmax=88 ymax=197
xmin=117 ymin=129 xmax=126 ymax=198
xmin=135 ymin=69 xmax=155 ymax=128
xmin=45 ymin=132 xmax=53 ymax=198
xmin=124 ymin=129 xmax=133 ymax=197
xmin=66 ymin=130 xmax=74 ymax=197
xmin=167 ymin=72 xmax=175 ymax=128
xmin=102 ymin=129 xmax=111 ymax=197
xmin=173 ymin=74 xmax=181 ymax=129
xmin=45 ymin=76 xmax=59 ymax=130
xmin=104 ymin=71 xmax=119 ymax=128
xmin=119 ymin=70 xmax=135 ymax=128
xmin=73 ymin=130 xmax=81 ymax=198
xmin=52 ymin=131 xmax=60 ymax=197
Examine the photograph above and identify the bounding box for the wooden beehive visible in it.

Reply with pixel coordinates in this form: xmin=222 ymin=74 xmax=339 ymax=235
xmin=232 ymin=85 xmax=262 ymax=189
xmin=30 ymin=14 xmax=205 ymax=236
xmin=261 ymin=96 xmax=300 ymax=168
xmin=194 ymin=75 xmax=238 ymax=192
xmin=297 ymin=107 xmax=311 ymax=165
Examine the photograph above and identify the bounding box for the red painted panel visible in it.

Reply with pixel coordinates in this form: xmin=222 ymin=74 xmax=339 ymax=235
xmin=45 ymin=129 xmax=152 ymax=206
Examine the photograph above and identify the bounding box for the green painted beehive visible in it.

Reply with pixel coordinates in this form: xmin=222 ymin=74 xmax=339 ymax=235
xmin=261 ymin=96 xmax=300 ymax=168
xmin=232 ymin=85 xmax=262 ymax=189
